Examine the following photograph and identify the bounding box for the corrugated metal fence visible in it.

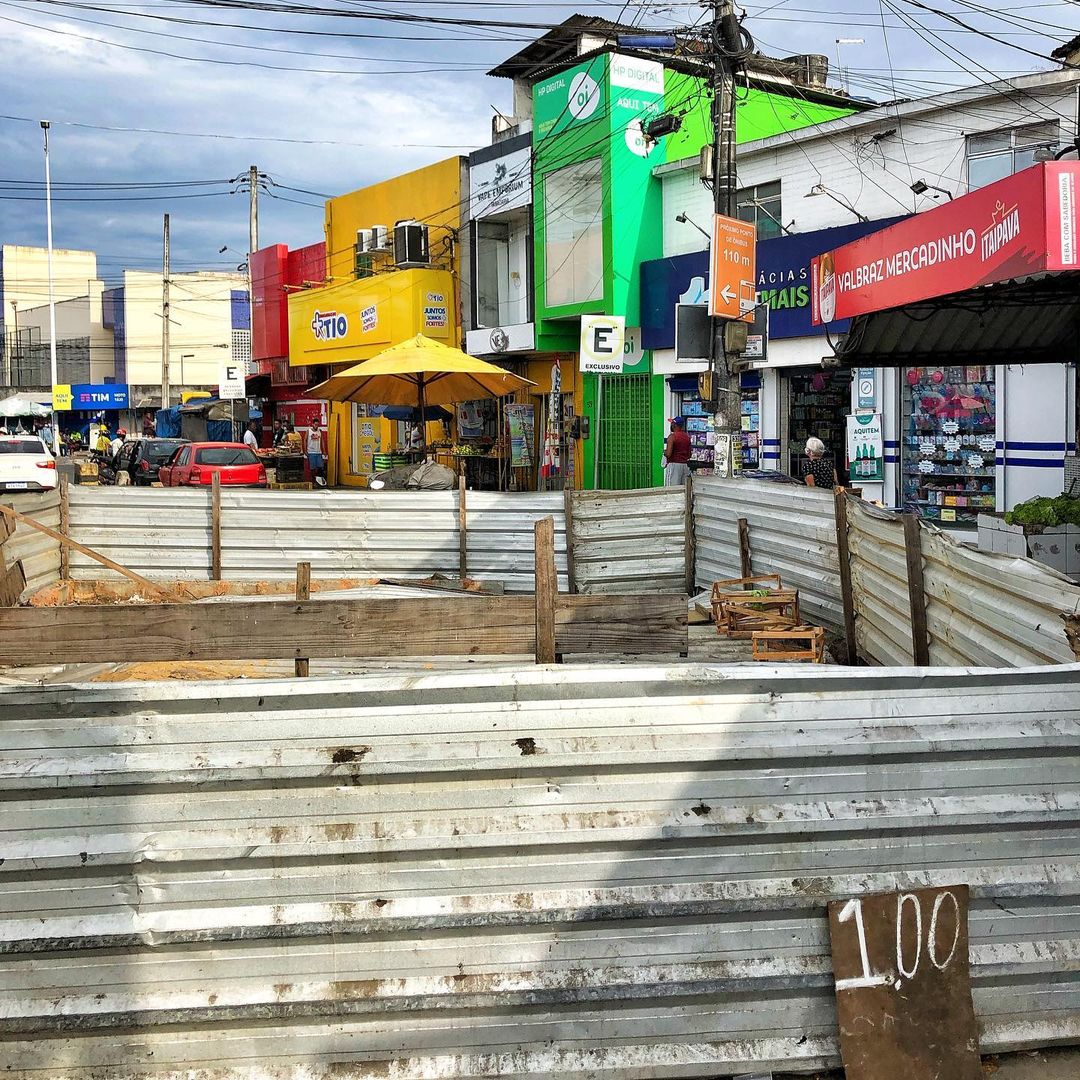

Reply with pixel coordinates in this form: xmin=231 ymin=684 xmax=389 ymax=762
xmin=569 ymin=486 xmax=686 ymax=594
xmin=1 ymin=664 xmax=1077 ymax=1077
xmin=1 ymin=490 xmax=62 ymax=602
xmin=67 ymin=487 xmax=568 ymax=592
xmin=693 ymin=477 xmax=843 ymax=628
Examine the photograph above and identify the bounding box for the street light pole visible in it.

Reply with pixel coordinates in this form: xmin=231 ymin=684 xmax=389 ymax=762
xmin=41 ymin=121 xmax=60 ymax=454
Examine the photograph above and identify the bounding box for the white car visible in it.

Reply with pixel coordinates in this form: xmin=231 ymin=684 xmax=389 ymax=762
xmin=0 ymin=435 xmax=58 ymax=492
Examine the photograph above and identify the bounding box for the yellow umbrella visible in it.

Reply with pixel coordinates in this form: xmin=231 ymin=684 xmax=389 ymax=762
xmin=307 ymin=335 xmax=533 ymax=425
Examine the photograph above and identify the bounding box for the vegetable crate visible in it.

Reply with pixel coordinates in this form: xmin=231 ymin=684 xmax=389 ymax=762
xmin=751 ymin=625 xmax=826 ymax=664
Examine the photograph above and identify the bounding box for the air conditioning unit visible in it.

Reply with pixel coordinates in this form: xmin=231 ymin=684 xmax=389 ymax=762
xmin=394 ymin=220 xmax=429 ymax=268
xmin=370 ymin=225 xmax=389 ymax=252
xmin=356 ymin=228 xmax=373 ymax=252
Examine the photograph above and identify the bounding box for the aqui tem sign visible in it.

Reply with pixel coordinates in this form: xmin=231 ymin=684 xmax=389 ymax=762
xmin=580 ymin=315 xmax=626 ymax=373
xmin=708 ymin=214 xmax=757 ymax=321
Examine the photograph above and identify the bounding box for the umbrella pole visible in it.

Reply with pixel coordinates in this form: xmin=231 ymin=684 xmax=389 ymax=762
xmin=417 ymin=375 xmax=427 ymax=456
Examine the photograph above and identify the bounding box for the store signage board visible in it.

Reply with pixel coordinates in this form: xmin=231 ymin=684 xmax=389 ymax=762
xmin=468 ymin=145 xmax=532 ymax=220
xmin=857 ymin=368 xmax=876 ymax=408
xmin=847 ymin=412 xmax=884 ymax=482
xmin=70 ymin=384 xmax=129 ymax=410
xmin=811 ymin=161 xmax=1080 ymax=325
xmin=708 ymin=214 xmax=757 ymax=320
xmin=828 ymin=885 xmax=981 ymax=1080
xmin=218 ymin=363 xmax=246 ymax=401
xmin=580 ymin=314 xmax=626 ymax=373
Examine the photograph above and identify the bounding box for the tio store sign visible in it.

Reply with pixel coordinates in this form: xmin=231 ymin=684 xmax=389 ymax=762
xmin=811 ymin=161 xmax=1079 ymax=324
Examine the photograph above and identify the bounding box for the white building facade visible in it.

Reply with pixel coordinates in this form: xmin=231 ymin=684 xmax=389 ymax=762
xmin=652 ymin=68 xmax=1080 ymax=530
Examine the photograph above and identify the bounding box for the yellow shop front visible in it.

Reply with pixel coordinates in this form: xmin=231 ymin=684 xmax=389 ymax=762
xmin=288 ymin=267 xmax=458 ymax=486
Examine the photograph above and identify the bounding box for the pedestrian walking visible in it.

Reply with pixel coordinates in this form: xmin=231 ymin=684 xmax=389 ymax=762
xmin=663 ymin=417 xmax=692 ymax=487
xmin=802 ymin=436 xmax=839 ymax=489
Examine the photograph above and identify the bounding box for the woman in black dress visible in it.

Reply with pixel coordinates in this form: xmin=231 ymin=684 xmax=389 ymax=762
xmin=803 ymin=436 xmax=839 ymax=489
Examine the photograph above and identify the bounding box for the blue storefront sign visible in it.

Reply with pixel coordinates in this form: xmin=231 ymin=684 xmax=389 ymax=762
xmin=641 ymin=218 xmax=904 ymax=351
xmin=70 ymin=384 xmax=129 ymax=410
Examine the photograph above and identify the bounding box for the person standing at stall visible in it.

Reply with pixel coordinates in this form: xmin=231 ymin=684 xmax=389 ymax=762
xmin=306 ymin=420 xmax=326 ymax=487
xmin=663 ymin=417 xmax=692 ymax=487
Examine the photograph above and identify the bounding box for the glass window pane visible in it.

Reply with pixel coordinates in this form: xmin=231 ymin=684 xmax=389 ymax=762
xmin=1012 ymin=148 xmax=1038 ymax=174
xmin=968 ymin=130 xmax=1011 ymax=154
xmin=968 ymin=151 xmax=1012 ymax=190
xmin=475 ymin=221 xmax=509 ymax=329
xmin=1013 ymin=122 xmax=1058 ymax=148
xmin=544 ymin=158 xmax=604 ymax=308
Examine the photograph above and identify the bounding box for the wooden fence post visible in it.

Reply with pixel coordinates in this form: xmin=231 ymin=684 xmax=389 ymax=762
xmin=294 ymin=561 xmax=311 ymax=677
xmin=737 ymin=517 xmax=753 ymax=579
xmin=211 ymin=471 xmax=222 ymax=582
xmin=563 ymin=486 xmax=578 ymax=594
xmin=534 ymin=516 xmax=557 ymax=664
xmin=684 ymin=476 xmax=696 ymax=595
xmin=58 ymin=478 xmax=70 ymax=581
xmin=458 ymin=473 xmax=468 ymax=581
xmin=833 ymin=490 xmax=859 ymax=665
xmin=902 ymin=513 xmax=931 ymax=666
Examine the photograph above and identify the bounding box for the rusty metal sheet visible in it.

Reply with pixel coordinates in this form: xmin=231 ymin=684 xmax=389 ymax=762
xmin=828 ymin=885 xmax=981 ymax=1080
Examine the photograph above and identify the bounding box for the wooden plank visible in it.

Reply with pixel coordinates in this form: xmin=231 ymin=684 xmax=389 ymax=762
xmin=0 ymin=560 xmax=26 ymax=607
xmin=534 ymin=516 xmax=557 ymax=664
xmin=211 ymin=470 xmax=222 ymax=582
xmin=563 ymin=487 xmax=578 ymax=594
xmin=684 ymin=475 xmax=695 ymax=595
xmin=0 ymin=596 xmax=538 ymax=665
xmin=737 ymin=516 xmax=753 ymax=578
xmin=458 ymin=473 xmax=467 ymax=581
xmin=58 ymin=478 xmax=70 ymax=581
xmin=903 ymin=513 xmax=931 ymax=666
xmin=834 ymin=490 xmax=859 ymax=665
xmin=0 ymin=502 xmax=171 ymax=600
xmin=556 ymin=594 xmax=688 ymax=656
xmin=294 ymin=561 xmax=311 ymax=677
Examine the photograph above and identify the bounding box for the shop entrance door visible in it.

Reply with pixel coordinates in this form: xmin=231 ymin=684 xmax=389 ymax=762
xmin=596 ymin=373 xmax=652 ymax=490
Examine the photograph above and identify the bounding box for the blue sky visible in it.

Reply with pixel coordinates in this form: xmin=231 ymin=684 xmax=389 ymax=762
xmin=0 ymin=0 xmax=1074 ymax=279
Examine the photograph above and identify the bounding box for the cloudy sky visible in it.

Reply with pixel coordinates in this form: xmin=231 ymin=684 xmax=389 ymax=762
xmin=0 ymin=0 xmax=1074 ymax=278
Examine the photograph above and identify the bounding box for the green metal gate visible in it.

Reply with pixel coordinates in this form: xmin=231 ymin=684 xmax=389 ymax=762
xmin=596 ymin=373 xmax=652 ymax=490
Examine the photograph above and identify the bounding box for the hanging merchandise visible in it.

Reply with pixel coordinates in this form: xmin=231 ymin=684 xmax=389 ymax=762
xmin=506 ymin=404 xmax=535 ymax=468
xmin=542 ymin=361 xmax=561 ymax=479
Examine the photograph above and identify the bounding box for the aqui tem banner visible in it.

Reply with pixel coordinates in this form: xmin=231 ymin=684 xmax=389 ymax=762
xmin=70 ymin=384 xmax=129 ymax=410
xmin=811 ymin=161 xmax=1079 ymax=325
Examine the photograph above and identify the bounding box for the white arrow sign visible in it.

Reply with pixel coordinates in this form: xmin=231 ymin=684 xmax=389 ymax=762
xmin=719 ymin=285 xmax=736 ymax=305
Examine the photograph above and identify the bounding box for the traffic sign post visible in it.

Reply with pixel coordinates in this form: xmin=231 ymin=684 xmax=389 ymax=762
xmin=708 ymin=214 xmax=756 ymax=322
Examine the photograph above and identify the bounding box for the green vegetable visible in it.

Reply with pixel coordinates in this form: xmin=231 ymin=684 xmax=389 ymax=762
xmin=1004 ymin=494 xmax=1080 ymax=528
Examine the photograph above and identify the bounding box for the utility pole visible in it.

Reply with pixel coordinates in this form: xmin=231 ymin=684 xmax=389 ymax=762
xmin=41 ymin=121 xmax=60 ymax=455
xmin=709 ymin=0 xmax=751 ymax=433
xmin=161 ymin=213 xmax=170 ymax=409
xmin=243 ymin=165 xmax=259 ymax=440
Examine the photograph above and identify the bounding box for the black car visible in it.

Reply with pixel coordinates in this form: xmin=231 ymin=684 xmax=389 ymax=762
xmin=115 ymin=437 xmax=190 ymax=486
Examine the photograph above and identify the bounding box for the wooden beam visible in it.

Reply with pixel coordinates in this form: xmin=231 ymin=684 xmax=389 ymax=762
xmin=563 ymin=486 xmax=578 ymax=594
xmin=833 ymin=490 xmax=858 ymax=665
xmin=534 ymin=516 xmax=557 ymax=664
xmin=0 ymin=502 xmax=171 ymax=601
xmin=0 ymin=596 xmax=537 ymax=665
xmin=294 ymin=561 xmax=312 ymax=677
xmin=556 ymin=594 xmax=688 ymax=656
xmin=211 ymin=470 xmax=222 ymax=582
xmin=684 ymin=475 xmax=696 ymax=595
xmin=0 ymin=559 xmax=26 ymax=607
xmin=458 ymin=472 xmax=467 ymax=581
xmin=903 ymin=512 xmax=931 ymax=666
xmin=58 ymin=479 xmax=70 ymax=580
xmin=737 ymin=517 xmax=753 ymax=579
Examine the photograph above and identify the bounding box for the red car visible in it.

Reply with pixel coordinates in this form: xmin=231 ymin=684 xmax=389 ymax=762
xmin=158 ymin=442 xmax=267 ymax=488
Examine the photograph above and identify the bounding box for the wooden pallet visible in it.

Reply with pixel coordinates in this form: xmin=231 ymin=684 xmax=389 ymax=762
xmin=751 ymin=624 xmax=826 ymax=663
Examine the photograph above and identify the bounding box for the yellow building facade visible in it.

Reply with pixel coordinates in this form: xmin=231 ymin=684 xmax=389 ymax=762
xmin=288 ymin=156 xmax=466 ymax=487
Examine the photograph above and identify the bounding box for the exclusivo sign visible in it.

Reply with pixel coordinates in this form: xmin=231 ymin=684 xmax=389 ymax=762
xmin=811 ymin=161 xmax=1079 ymax=325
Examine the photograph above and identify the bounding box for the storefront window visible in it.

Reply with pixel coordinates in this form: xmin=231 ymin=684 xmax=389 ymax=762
xmin=543 ymin=158 xmax=604 ymax=308
xmin=902 ymin=365 xmax=996 ymax=528
xmin=785 ymin=368 xmax=849 ymax=481
xmin=739 ymin=374 xmax=761 ymax=469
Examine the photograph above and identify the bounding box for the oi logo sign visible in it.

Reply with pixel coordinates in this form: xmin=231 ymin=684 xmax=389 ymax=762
xmin=567 ymin=72 xmax=600 ymax=121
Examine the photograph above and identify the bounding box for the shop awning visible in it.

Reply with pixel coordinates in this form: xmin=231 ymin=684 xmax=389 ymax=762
xmin=836 ymin=273 xmax=1080 ymax=365
xmin=811 ymin=161 xmax=1080 ymax=365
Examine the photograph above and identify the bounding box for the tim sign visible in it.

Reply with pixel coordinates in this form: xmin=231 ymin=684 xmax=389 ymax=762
xmin=812 ymin=161 xmax=1078 ymax=324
